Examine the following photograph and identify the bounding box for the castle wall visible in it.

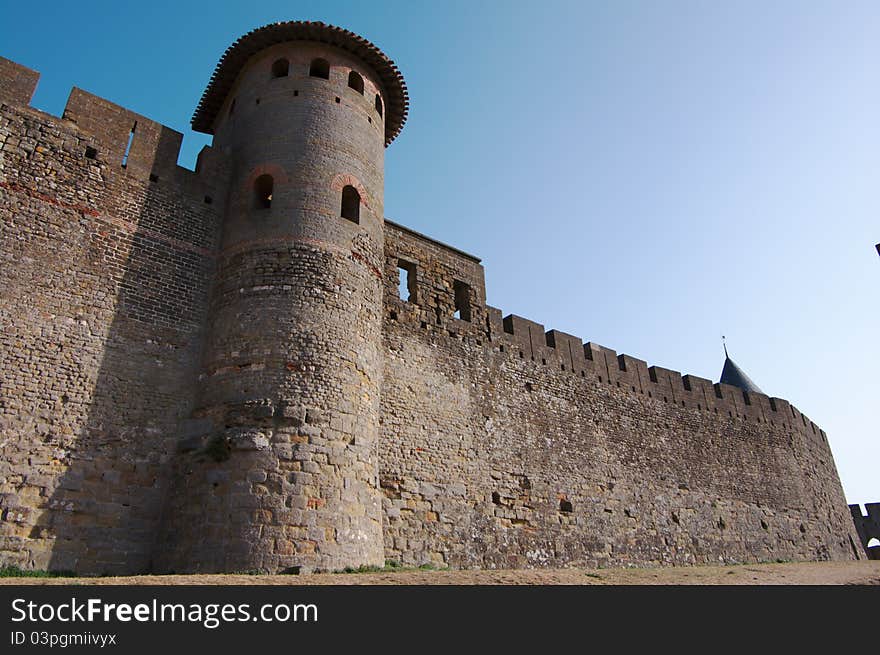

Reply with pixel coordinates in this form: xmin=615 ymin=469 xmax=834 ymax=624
xmin=0 ymin=48 xmax=862 ymax=575
xmin=379 ymin=223 xmax=862 ymax=568
xmin=0 ymin=60 xmax=225 ymax=574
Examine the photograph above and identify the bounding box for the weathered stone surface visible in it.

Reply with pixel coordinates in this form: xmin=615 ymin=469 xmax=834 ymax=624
xmin=0 ymin=23 xmax=862 ymax=577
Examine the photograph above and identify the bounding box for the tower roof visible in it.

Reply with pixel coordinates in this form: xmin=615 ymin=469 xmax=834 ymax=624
xmin=192 ymin=21 xmax=409 ymax=146
xmin=719 ymin=354 xmax=764 ymax=395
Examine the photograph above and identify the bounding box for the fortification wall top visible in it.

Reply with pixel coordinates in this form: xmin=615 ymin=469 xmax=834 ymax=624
xmin=383 ymin=221 xmax=831 ymax=446
xmin=0 ymin=57 xmax=38 ymax=106
xmin=385 ymin=220 xmax=481 ymax=263
xmin=0 ymin=57 xmax=228 ymax=213
xmin=191 ymin=21 xmax=409 ymax=145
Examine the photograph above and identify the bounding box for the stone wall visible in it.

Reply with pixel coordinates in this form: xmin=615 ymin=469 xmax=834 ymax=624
xmin=0 ymin=52 xmax=862 ymax=575
xmin=379 ymin=222 xmax=862 ymax=568
xmin=0 ymin=59 xmax=225 ymax=574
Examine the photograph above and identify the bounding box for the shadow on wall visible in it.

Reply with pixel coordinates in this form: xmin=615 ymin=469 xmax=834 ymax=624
xmin=30 ymin=110 xmax=220 ymax=575
xmin=850 ymin=503 xmax=880 ymax=561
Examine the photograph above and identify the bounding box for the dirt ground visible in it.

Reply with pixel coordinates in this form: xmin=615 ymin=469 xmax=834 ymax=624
xmin=2 ymin=560 xmax=878 ymax=585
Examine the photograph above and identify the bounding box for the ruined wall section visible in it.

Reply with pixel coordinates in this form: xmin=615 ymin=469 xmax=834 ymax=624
xmin=0 ymin=58 xmax=226 ymax=574
xmin=380 ymin=222 xmax=861 ymax=568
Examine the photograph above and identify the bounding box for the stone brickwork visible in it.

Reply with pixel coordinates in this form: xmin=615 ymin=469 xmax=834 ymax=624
xmin=380 ymin=222 xmax=861 ymax=568
xmin=0 ymin=58 xmax=225 ymax=574
xmin=154 ymin=38 xmax=391 ymax=574
xmin=0 ymin=21 xmax=864 ymax=575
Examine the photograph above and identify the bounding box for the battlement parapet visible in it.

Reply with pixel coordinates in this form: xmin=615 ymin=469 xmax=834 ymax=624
xmin=480 ymin=304 xmax=825 ymax=439
xmin=382 ymin=218 xmax=830 ymax=444
xmin=0 ymin=57 xmax=226 ymax=202
xmin=0 ymin=57 xmax=38 ymax=106
xmin=382 ymin=217 xmax=858 ymax=568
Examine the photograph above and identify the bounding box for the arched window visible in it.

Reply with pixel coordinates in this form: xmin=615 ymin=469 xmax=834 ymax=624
xmin=309 ymin=58 xmax=330 ymax=80
xmin=271 ymin=58 xmax=289 ymax=78
xmin=348 ymin=71 xmax=364 ymax=94
xmin=254 ymin=174 xmax=273 ymax=209
xmin=341 ymin=185 xmax=360 ymax=223
xmin=375 ymin=94 xmax=383 ymax=117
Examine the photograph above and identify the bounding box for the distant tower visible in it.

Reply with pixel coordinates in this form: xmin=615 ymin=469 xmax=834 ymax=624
xmin=158 ymin=22 xmax=408 ymax=573
xmin=719 ymin=339 xmax=764 ymax=394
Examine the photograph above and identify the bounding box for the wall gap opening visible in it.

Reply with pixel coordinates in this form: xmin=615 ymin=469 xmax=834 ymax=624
xmin=453 ymin=280 xmax=471 ymax=321
xmin=121 ymin=121 xmax=137 ymax=168
xmin=397 ymin=260 xmax=417 ymax=302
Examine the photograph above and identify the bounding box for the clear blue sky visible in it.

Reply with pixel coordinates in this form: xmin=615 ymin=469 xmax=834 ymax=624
xmin=2 ymin=1 xmax=877 ymax=504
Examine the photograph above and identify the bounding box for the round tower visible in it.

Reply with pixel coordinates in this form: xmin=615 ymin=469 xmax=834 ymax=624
xmin=159 ymin=22 xmax=407 ymax=573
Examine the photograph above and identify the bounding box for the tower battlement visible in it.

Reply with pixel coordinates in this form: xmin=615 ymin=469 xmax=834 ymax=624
xmin=0 ymin=24 xmax=862 ymax=574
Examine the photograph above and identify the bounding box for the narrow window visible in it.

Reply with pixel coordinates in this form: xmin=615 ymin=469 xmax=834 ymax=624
xmin=229 ymin=97 xmax=236 ymax=117
xmin=398 ymin=260 xmax=417 ymax=302
xmin=453 ymin=280 xmax=471 ymax=321
xmin=309 ymin=58 xmax=330 ymax=79
xmin=559 ymin=499 xmax=574 ymax=513
xmin=272 ymin=58 xmax=289 ymax=78
xmin=254 ymin=174 xmax=273 ymax=209
xmin=84 ymin=146 xmax=97 ymax=159
xmin=121 ymin=121 xmax=136 ymax=168
xmin=375 ymin=94 xmax=383 ymax=116
xmin=341 ymin=185 xmax=360 ymax=223
xmin=348 ymin=71 xmax=364 ymax=94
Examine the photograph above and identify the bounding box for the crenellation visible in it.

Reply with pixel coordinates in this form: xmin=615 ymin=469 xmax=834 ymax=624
xmin=502 ymin=314 xmax=545 ymax=361
xmin=0 ymin=21 xmax=862 ymax=575
xmin=589 ymin=343 xmax=619 ymax=382
xmin=62 ymin=88 xmax=181 ymax=181
xmin=485 ymin=306 xmax=505 ymax=343
xmin=646 ymin=365 xmax=682 ymax=402
xmin=544 ymin=329 xmax=586 ymax=373
xmin=746 ymin=391 xmax=773 ymax=424
xmin=618 ymin=354 xmax=651 ymax=394
xmin=0 ymin=57 xmax=39 ymax=106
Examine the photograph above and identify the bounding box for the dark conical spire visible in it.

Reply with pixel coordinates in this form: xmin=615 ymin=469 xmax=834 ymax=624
xmin=719 ymin=337 xmax=764 ymax=394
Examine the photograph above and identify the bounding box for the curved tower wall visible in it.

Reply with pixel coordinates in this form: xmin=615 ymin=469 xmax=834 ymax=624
xmin=157 ymin=41 xmax=388 ymax=573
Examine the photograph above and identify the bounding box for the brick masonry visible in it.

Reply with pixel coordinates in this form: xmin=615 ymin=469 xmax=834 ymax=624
xmin=0 ymin=23 xmax=864 ymax=575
